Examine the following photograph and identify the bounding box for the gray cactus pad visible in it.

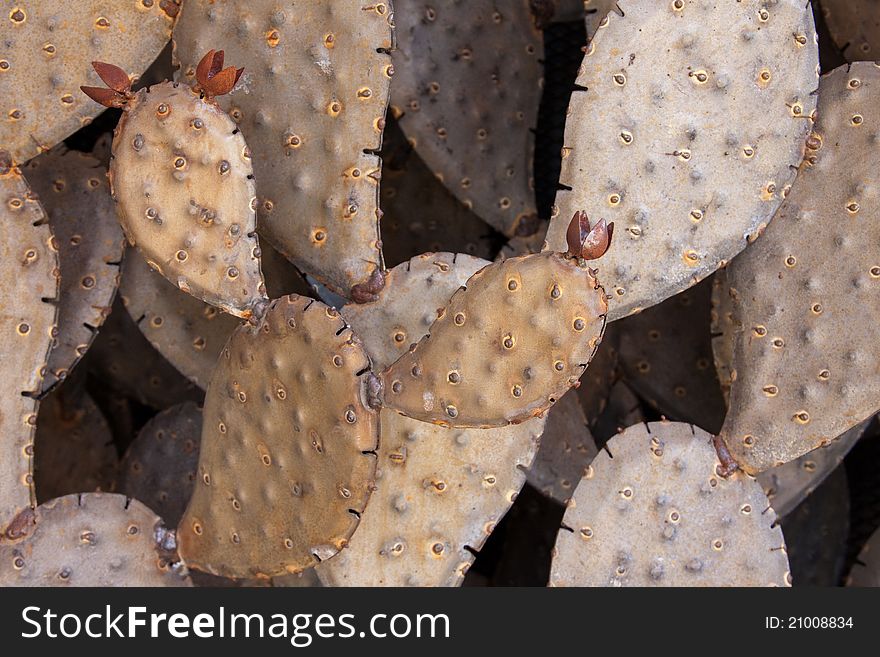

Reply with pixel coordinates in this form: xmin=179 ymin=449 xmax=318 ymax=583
xmin=0 ymin=0 xmax=175 ymax=164
xmin=718 ymin=63 xmax=880 ymax=473
xmin=551 ymin=421 xmax=791 ymax=586
xmin=25 ymin=147 xmax=125 ymax=391
xmin=0 ymin=493 xmax=191 ymax=587
xmin=546 ymin=0 xmax=820 ymax=322
xmin=119 ymin=402 xmax=202 ymax=528
xmin=0 ymin=163 xmax=58 ymax=536
xmin=391 ymin=0 xmax=543 ymax=237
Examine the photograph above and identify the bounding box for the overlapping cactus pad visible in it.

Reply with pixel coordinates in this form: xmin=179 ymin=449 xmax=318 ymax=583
xmin=391 ymin=0 xmax=543 ymax=236
xmin=757 ymin=421 xmax=867 ymax=519
xmin=24 ymin=146 xmax=125 ymax=391
xmin=0 ymin=493 xmax=190 ymax=587
xmin=178 ymin=295 xmax=379 ymax=578
xmin=0 ymin=160 xmax=58 ymax=537
xmin=382 ymin=250 xmax=608 ymax=427
xmin=0 ymin=0 xmax=176 ymax=164
xmin=342 ymin=252 xmax=490 ymax=369
xmin=119 ymin=402 xmax=202 ymax=527
xmin=550 ymin=422 xmax=791 ymax=587
xmin=717 ymin=63 xmax=880 ymax=474
xmin=2 ymin=0 xmax=879 ymax=590
xmin=546 ymin=0 xmax=820 ymax=321
xmin=120 ymin=251 xmax=241 ymax=389
xmin=319 ymin=408 xmax=542 ymax=587
xmin=108 ymin=78 xmax=267 ymax=318
xmin=320 ymin=251 xmax=544 ymax=586
xmin=173 ymin=0 xmax=393 ymax=300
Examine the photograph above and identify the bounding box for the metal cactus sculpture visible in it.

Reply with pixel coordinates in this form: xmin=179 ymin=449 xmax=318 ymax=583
xmin=1 ymin=0 xmax=877 ymax=592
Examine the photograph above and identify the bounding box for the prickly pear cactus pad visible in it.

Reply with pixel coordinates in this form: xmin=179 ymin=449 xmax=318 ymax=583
xmin=0 ymin=0 xmax=176 ymax=164
xmin=618 ymin=278 xmax=726 ymax=434
xmin=525 ymin=389 xmax=597 ymax=504
xmin=550 ymin=422 xmax=791 ymax=587
xmin=121 ymin=251 xmax=240 ymax=389
xmin=173 ymin=0 xmax=393 ymax=301
xmin=178 ymin=295 xmax=379 ymax=578
xmin=0 ymin=493 xmax=191 ymax=587
xmin=718 ymin=63 xmax=880 ymax=474
xmin=106 ymin=79 xmax=267 ymax=318
xmin=321 ymin=251 xmax=543 ymax=585
xmin=392 ymin=0 xmax=543 ymax=237
xmin=318 ymin=408 xmax=543 ymax=587
xmin=758 ymin=420 xmax=866 ymax=520
xmin=119 ymin=402 xmax=202 ymax=527
xmin=545 ymin=0 xmax=820 ymax=322
xmin=24 ymin=147 xmax=125 ymax=391
xmin=847 ymin=526 xmax=880 ymax=587
xmin=382 ymin=248 xmax=607 ymax=427
xmin=342 ymin=252 xmax=490 ymax=369
xmin=821 ymin=0 xmax=880 ymax=61
xmin=35 ymin=389 xmax=117 ymax=503
xmin=0 ymin=159 xmax=58 ymax=537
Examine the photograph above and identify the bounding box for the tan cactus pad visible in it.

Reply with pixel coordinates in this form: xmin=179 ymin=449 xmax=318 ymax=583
xmin=0 ymin=163 xmax=58 ymax=536
xmin=550 ymin=422 xmax=791 ymax=586
xmin=178 ymin=295 xmax=379 ymax=578
xmin=0 ymin=0 xmax=175 ymax=164
xmin=821 ymin=0 xmax=880 ymax=61
xmin=525 ymin=390 xmax=597 ymax=504
xmin=35 ymin=389 xmax=117 ymax=503
xmin=323 ymin=252 xmax=542 ymax=585
xmin=545 ymin=0 xmax=820 ymax=321
xmin=715 ymin=270 xmax=866 ymax=511
xmin=318 ymin=409 xmax=542 ymax=587
xmin=121 ymin=251 xmax=240 ymax=389
xmin=382 ymin=251 xmax=607 ymax=427
xmin=618 ymin=278 xmax=726 ymax=434
xmin=173 ymin=0 xmax=392 ymax=299
xmin=847 ymin=526 xmax=880 ymax=587
xmin=87 ymin=298 xmax=203 ymax=410
xmin=343 ymin=252 xmax=490 ymax=369
xmin=119 ymin=402 xmax=202 ymax=527
xmin=24 ymin=147 xmax=125 ymax=391
xmin=758 ymin=420 xmax=866 ymax=520
xmin=109 ymin=81 xmax=266 ymax=317
xmin=0 ymin=493 xmax=190 ymax=587
xmin=392 ymin=0 xmax=543 ymax=236
xmin=718 ymin=63 xmax=880 ymax=474
xmin=381 ymin=122 xmax=499 ymax=267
